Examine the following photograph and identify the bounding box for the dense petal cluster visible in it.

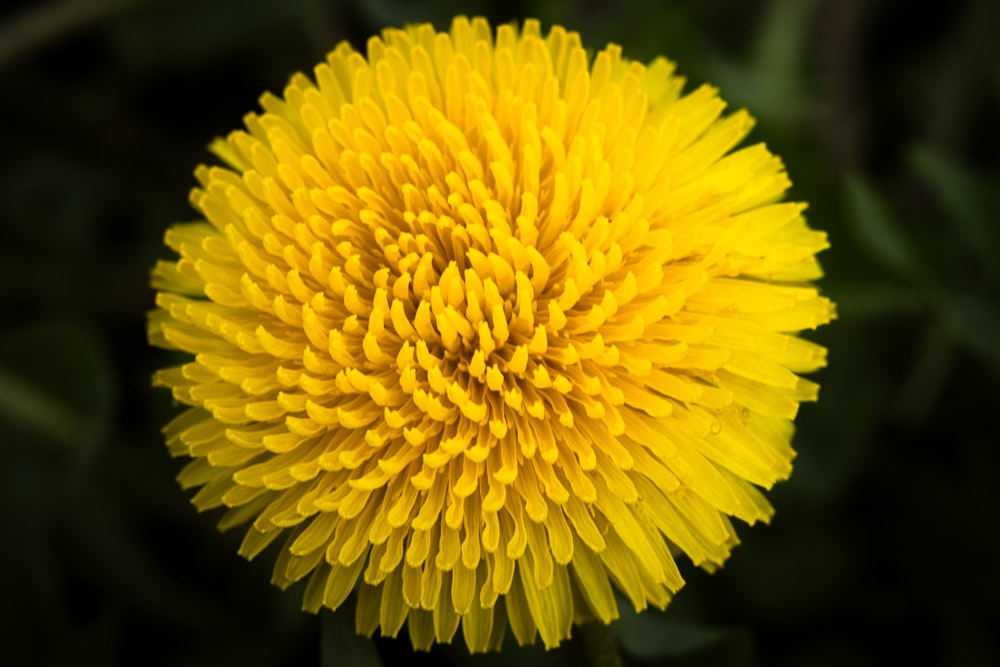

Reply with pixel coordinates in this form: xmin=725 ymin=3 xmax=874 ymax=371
xmin=149 ymin=17 xmax=833 ymax=651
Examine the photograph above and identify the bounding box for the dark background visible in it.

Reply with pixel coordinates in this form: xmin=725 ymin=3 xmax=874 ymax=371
xmin=1 ymin=0 xmax=998 ymax=665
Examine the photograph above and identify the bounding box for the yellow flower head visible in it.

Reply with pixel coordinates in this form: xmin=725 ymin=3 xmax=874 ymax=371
xmin=149 ymin=16 xmax=834 ymax=652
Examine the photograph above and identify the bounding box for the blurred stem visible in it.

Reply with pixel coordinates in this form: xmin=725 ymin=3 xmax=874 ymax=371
xmin=0 ymin=0 xmax=134 ymax=67
xmin=820 ymin=0 xmax=861 ymax=172
xmin=580 ymin=622 xmax=623 ymax=667
xmin=320 ymin=608 xmax=382 ymax=667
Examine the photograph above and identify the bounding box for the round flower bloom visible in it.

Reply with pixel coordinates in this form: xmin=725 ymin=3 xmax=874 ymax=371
xmin=149 ymin=16 xmax=833 ymax=652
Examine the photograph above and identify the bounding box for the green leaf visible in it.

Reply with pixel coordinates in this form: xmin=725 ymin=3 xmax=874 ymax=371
xmin=0 ymin=369 xmax=84 ymax=444
xmin=321 ymin=607 xmax=383 ymax=667
xmin=0 ymin=319 xmax=113 ymax=459
xmin=909 ymin=146 xmax=1000 ymax=275
xmin=844 ymin=176 xmax=922 ymax=277
xmin=613 ymin=603 xmax=728 ymax=659
xmin=939 ymin=293 xmax=1000 ymax=371
xmin=0 ymin=0 xmax=136 ymax=67
xmin=711 ymin=0 xmax=819 ymax=122
xmin=750 ymin=0 xmax=817 ymax=89
xmin=894 ymin=323 xmax=954 ymax=424
xmin=825 ymin=283 xmax=923 ymax=321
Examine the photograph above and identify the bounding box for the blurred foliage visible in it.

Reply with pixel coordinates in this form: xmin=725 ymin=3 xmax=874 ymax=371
xmin=2 ymin=0 xmax=1000 ymax=665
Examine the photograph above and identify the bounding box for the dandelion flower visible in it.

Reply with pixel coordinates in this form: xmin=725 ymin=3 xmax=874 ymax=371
xmin=149 ymin=16 xmax=834 ymax=652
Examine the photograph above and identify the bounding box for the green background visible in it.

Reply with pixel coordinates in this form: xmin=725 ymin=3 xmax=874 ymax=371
xmin=2 ymin=0 xmax=998 ymax=665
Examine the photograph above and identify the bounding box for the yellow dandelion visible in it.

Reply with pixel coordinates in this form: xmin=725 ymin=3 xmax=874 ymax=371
xmin=149 ymin=16 xmax=834 ymax=652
